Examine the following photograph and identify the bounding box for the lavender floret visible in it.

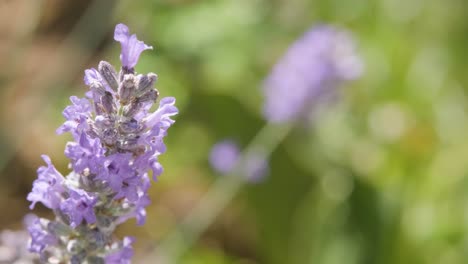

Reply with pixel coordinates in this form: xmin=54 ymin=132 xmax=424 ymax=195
xmin=27 ymin=155 xmax=65 ymax=210
xmin=60 ymin=189 xmax=97 ymax=228
xmin=105 ymin=237 xmax=135 ymax=264
xmin=114 ymin=23 xmax=153 ymax=70
xmin=26 ymin=23 xmax=178 ymax=263
xmin=262 ymin=25 xmax=363 ymax=123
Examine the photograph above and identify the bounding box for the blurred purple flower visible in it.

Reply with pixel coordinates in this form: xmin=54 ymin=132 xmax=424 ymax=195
xmin=209 ymin=140 xmax=240 ymax=174
xmin=209 ymin=140 xmax=268 ymax=182
xmin=114 ymin=23 xmax=153 ymax=70
xmin=0 ymin=229 xmax=36 ymax=263
xmin=263 ymin=25 xmax=363 ymax=123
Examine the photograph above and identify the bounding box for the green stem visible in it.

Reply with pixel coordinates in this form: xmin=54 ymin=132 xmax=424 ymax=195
xmin=142 ymin=122 xmax=293 ymax=263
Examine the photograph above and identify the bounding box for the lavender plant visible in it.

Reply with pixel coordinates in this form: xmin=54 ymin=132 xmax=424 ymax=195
xmin=262 ymin=25 xmax=363 ymax=123
xmin=26 ymin=23 xmax=178 ymax=263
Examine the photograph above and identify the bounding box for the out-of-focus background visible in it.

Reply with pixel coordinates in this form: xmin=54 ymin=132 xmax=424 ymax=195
xmin=1 ymin=0 xmax=468 ymax=263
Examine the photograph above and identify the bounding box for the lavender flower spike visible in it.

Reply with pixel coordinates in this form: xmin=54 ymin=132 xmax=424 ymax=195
xmin=263 ymin=25 xmax=363 ymax=123
xmin=26 ymin=23 xmax=177 ymax=263
xmin=114 ymin=23 xmax=153 ymax=70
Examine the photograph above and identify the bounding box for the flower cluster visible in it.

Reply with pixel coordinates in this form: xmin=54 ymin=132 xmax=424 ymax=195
xmin=26 ymin=23 xmax=178 ymax=263
xmin=209 ymin=140 xmax=267 ymax=183
xmin=262 ymin=25 xmax=363 ymax=123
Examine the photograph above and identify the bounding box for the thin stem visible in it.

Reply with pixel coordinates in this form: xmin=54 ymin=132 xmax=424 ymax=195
xmin=142 ymin=121 xmax=293 ymax=263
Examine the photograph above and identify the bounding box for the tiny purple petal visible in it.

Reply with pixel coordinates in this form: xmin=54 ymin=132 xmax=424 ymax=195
xmin=144 ymin=97 xmax=178 ymax=129
xmin=98 ymin=153 xmax=134 ymax=193
xmin=114 ymin=23 xmax=153 ymax=69
xmin=84 ymin=68 xmax=100 ymax=86
xmin=114 ymin=176 xmax=140 ymax=202
xmin=60 ymin=188 xmax=97 ymax=228
xmin=149 ymin=159 xmax=163 ymax=180
xmin=56 ymin=96 xmax=91 ymax=137
xmin=27 ymin=216 xmax=57 ymax=255
xmin=105 ymin=236 xmax=135 ymax=264
xmin=27 ymin=155 xmax=65 ymax=210
xmin=65 ymin=134 xmax=105 ymax=174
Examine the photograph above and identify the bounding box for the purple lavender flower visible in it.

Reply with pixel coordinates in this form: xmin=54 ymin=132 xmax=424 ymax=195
xmin=27 ymin=216 xmax=57 ymax=255
xmin=64 ymin=133 xmax=104 ymax=173
xmin=26 ymin=23 xmax=178 ymax=263
xmin=105 ymin=237 xmax=135 ymax=264
xmin=263 ymin=25 xmax=363 ymax=123
xmin=117 ymin=176 xmax=151 ymax=226
xmin=56 ymin=96 xmax=92 ymax=138
xmin=60 ymin=189 xmax=97 ymax=228
xmin=27 ymin=155 xmax=65 ymax=210
xmin=209 ymin=140 xmax=240 ymax=174
xmin=114 ymin=23 xmax=153 ymax=70
xmin=99 ymin=153 xmax=134 ymax=193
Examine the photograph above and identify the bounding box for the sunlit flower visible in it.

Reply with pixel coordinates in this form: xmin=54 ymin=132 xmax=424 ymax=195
xmin=26 ymin=23 xmax=177 ymax=263
xmin=114 ymin=23 xmax=153 ymax=70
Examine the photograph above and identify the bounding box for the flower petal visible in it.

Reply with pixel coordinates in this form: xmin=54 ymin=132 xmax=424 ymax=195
xmin=114 ymin=23 xmax=153 ymax=69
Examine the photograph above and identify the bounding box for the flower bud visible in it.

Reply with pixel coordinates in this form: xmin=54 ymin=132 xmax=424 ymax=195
xmin=136 ymin=73 xmax=157 ymax=96
xmin=90 ymin=82 xmax=105 ymax=96
xmin=94 ymin=115 xmax=113 ymax=130
xmin=66 ymin=239 xmax=82 ymax=254
xmin=138 ymin=89 xmax=159 ymax=104
xmin=102 ymin=128 xmax=117 ymax=145
xmin=119 ymin=118 xmax=140 ymax=134
xmin=119 ymin=74 xmax=136 ymax=105
xmin=101 ymin=92 xmax=116 ymax=115
xmin=98 ymin=61 xmax=119 ymax=91
xmin=122 ymin=100 xmax=142 ymax=118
